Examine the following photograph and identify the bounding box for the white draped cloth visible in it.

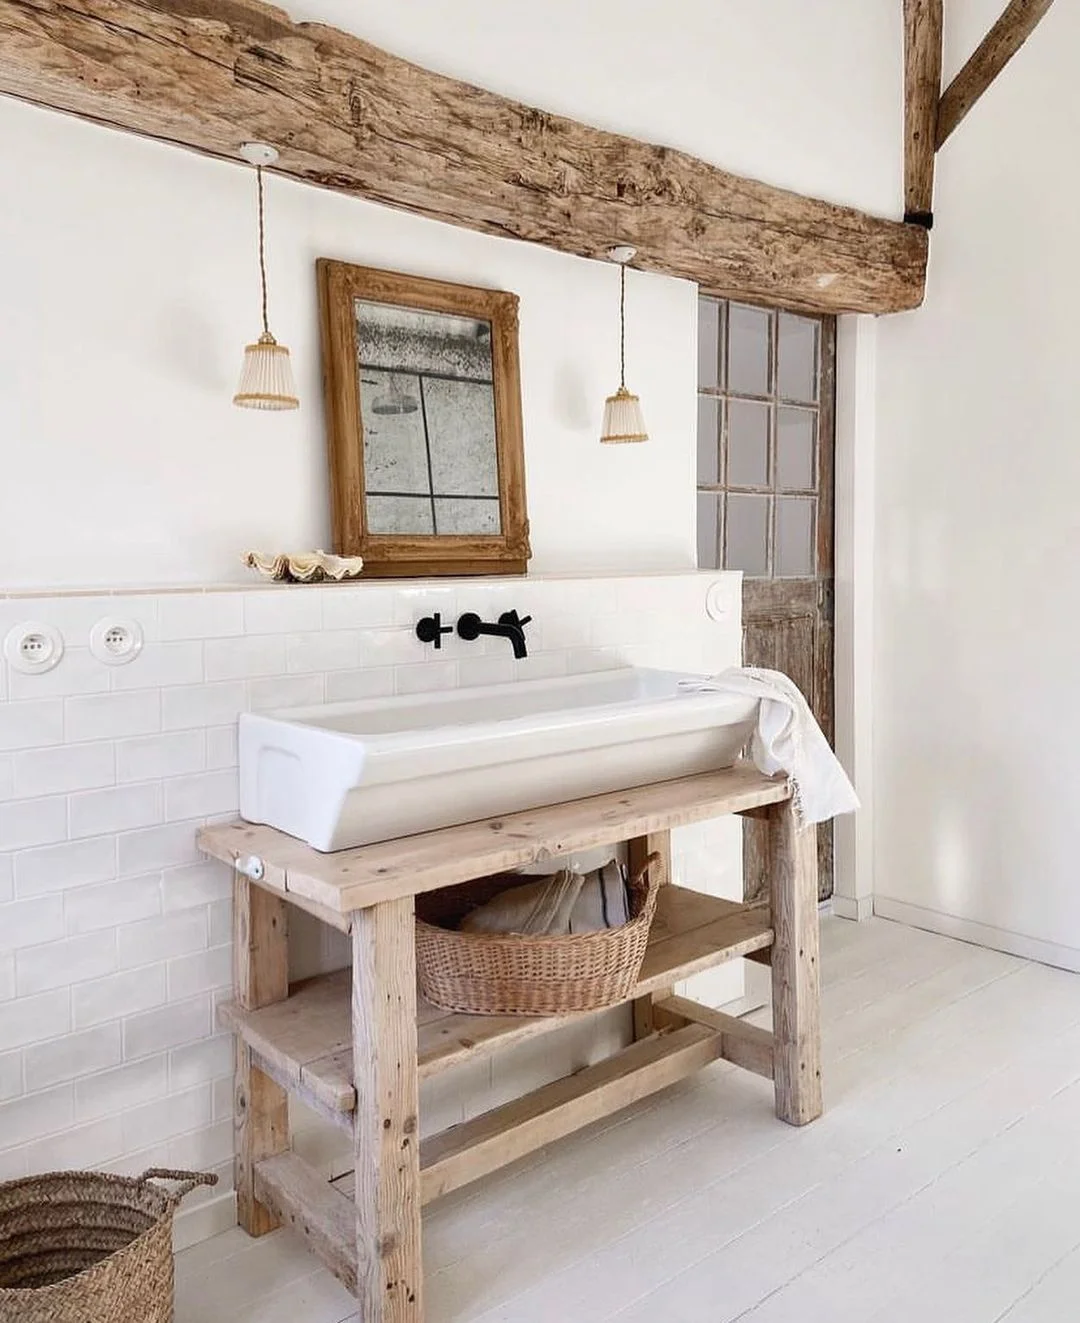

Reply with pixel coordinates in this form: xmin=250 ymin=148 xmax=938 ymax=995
xmin=680 ymin=666 xmax=860 ymax=827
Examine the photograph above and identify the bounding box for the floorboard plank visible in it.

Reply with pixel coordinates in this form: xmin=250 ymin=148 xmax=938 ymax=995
xmin=178 ymin=918 xmax=1080 ymax=1323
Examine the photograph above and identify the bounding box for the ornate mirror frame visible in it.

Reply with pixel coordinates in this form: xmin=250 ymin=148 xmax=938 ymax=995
xmin=317 ymin=259 xmax=530 ymax=577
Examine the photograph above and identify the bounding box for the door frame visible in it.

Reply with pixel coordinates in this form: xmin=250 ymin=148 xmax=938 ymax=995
xmin=831 ymin=314 xmax=877 ymax=919
xmin=692 ymin=298 xmax=874 ymax=920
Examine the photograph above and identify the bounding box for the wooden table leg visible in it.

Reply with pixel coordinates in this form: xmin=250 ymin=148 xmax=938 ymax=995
xmin=352 ymin=896 xmax=423 ymax=1322
xmin=630 ymin=832 xmax=672 ymax=1040
xmin=768 ymin=799 xmax=822 ymax=1126
xmin=233 ymin=874 xmax=290 ymax=1235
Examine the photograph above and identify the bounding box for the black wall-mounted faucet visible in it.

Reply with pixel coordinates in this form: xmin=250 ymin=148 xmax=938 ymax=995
xmin=456 ymin=609 xmax=532 ymax=660
xmin=415 ymin=613 xmax=454 ymax=650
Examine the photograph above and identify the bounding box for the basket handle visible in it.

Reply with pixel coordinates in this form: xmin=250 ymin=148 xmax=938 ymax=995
xmin=138 ymin=1168 xmax=219 ymax=1205
xmin=628 ymin=850 xmax=664 ymax=895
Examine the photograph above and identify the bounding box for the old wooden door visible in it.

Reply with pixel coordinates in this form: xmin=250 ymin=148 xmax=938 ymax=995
xmin=696 ymin=298 xmax=836 ymax=901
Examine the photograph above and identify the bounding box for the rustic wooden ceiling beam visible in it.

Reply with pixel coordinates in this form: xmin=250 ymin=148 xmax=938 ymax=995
xmin=903 ymin=0 xmax=943 ymax=227
xmin=936 ymin=0 xmax=1056 ymax=148
xmin=0 ymin=0 xmax=927 ymax=315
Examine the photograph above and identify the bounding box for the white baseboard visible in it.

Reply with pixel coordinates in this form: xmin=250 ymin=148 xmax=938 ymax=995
xmin=873 ymin=895 xmax=1080 ymax=973
xmin=718 ymin=991 xmax=766 ymax=1018
xmin=831 ymin=894 xmax=874 ymax=922
xmin=173 ymin=1188 xmax=237 ymax=1252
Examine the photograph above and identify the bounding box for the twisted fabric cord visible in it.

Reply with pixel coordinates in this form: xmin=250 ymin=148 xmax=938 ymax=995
xmin=619 ymin=260 xmax=627 ymax=389
xmin=256 ymin=165 xmax=270 ymax=336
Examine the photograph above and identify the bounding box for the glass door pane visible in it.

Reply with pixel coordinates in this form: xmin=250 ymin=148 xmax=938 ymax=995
xmin=777 ymin=313 xmax=819 ymax=403
xmin=697 ymin=395 xmax=721 ymax=485
xmin=776 ymin=408 xmax=816 ymax=491
xmin=697 ymin=298 xmax=827 ymax=582
xmin=728 ymin=400 xmax=770 ymax=488
xmin=775 ymin=496 xmax=815 ymax=576
xmin=696 ymin=492 xmax=721 ymax=569
xmin=728 ymin=305 xmax=771 ymax=396
xmin=698 ymin=297 xmax=722 ymax=390
xmin=725 ymin=493 xmax=770 ymax=576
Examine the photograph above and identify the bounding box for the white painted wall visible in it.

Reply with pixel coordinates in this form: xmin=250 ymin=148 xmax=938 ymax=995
xmin=0 ymin=99 xmax=696 ymax=589
xmin=872 ymin=2 xmax=1080 ymax=963
xmin=0 ymin=1 xmax=904 ymax=591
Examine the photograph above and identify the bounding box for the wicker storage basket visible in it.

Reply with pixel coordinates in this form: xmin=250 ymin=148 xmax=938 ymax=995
xmin=0 ymin=1167 xmax=216 ymax=1323
xmin=416 ymin=852 xmax=662 ymax=1015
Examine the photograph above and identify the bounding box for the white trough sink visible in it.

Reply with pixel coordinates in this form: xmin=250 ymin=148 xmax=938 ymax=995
xmin=238 ymin=668 xmax=758 ymax=852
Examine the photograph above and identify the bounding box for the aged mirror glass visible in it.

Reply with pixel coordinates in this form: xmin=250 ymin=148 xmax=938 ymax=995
xmin=358 ymin=302 xmax=500 ymax=537
xmin=318 ymin=261 xmax=529 ymax=577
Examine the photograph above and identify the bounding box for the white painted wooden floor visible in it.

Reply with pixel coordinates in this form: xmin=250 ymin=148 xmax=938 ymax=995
xmin=176 ymin=916 xmax=1080 ymax=1323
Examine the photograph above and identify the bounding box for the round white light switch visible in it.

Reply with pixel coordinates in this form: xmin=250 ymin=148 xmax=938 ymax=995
xmin=705 ymin=580 xmax=730 ymax=622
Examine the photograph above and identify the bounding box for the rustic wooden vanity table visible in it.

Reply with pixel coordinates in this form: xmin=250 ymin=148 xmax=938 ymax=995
xmin=197 ymin=761 xmax=822 ymax=1323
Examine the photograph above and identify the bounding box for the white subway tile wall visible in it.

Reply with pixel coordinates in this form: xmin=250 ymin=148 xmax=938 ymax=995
xmin=0 ymin=573 xmax=741 ymax=1228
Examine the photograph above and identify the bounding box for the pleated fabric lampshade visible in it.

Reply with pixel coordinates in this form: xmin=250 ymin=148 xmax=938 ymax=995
xmin=234 ymin=143 xmax=299 ymax=412
xmin=600 ymin=385 xmax=648 ymax=445
xmin=234 ymin=332 xmax=299 ymax=410
xmin=600 ymin=246 xmax=648 ymax=444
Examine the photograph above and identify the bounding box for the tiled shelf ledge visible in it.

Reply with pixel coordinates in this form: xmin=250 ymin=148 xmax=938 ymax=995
xmin=0 ymin=568 xmax=726 ymax=600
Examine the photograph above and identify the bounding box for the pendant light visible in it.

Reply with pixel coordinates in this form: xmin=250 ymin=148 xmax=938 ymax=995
xmin=600 ymin=245 xmax=648 ymax=444
xmin=233 ymin=142 xmax=299 ymax=411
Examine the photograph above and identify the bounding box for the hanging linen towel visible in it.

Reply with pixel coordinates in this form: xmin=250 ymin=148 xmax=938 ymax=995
xmin=679 ymin=667 xmax=860 ymax=827
xmin=459 ymin=860 xmax=630 ymax=936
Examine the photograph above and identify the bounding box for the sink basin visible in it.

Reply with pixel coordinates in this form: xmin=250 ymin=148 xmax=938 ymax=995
xmin=238 ymin=668 xmax=759 ymax=852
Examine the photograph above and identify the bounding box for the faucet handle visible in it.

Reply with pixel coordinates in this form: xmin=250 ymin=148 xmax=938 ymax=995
xmin=498 ymin=609 xmax=532 ymax=630
xmin=416 ymin=613 xmax=454 ymax=650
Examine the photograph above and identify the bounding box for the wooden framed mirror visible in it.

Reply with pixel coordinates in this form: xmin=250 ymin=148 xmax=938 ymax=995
xmin=317 ymin=260 xmax=530 ymax=577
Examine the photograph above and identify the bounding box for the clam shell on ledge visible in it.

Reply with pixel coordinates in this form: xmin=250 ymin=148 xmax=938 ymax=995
xmin=244 ymin=551 xmax=365 ymax=583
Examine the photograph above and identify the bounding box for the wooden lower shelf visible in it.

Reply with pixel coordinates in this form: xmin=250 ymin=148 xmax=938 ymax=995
xmin=218 ymin=886 xmax=773 ymax=1122
xmin=255 ymin=1152 xmax=358 ymax=1292
xmin=253 ymin=1001 xmax=775 ymax=1295
xmin=416 ymin=1020 xmax=728 ymax=1203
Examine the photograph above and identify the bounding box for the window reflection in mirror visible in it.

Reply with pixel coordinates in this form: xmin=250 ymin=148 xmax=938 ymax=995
xmin=355 ymin=302 xmax=502 ymax=537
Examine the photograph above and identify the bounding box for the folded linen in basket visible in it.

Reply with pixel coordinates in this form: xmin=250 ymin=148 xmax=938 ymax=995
xmin=459 ymin=860 xmax=630 ymax=936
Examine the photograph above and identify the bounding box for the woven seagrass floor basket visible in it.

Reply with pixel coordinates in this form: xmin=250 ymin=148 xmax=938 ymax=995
xmin=0 ymin=1167 xmax=216 ymax=1323
xmin=416 ymin=851 xmax=662 ymax=1016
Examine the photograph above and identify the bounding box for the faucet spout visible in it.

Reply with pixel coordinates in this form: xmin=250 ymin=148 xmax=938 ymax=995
xmin=506 ymin=627 xmax=529 ymax=661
